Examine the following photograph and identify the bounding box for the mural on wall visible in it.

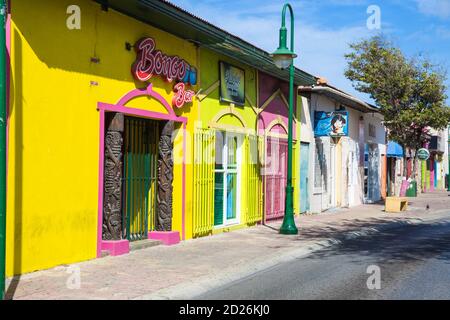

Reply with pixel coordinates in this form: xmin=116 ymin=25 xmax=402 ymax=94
xmin=220 ymin=61 xmax=245 ymax=106
xmin=314 ymin=111 xmax=349 ymax=137
xmin=156 ymin=121 xmax=175 ymax=231
xmin=103 ymin=113 xmax=125 ymax=240
xmin=131 ymin=37 xmax=197 ymax=108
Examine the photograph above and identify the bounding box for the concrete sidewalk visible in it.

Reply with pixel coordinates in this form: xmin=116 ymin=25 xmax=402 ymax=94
xmin=5 ymin=191 xmax=450 ymax=300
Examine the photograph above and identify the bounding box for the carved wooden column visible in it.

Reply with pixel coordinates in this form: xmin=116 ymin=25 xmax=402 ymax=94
xmin=102 ymin=113 xmax=125 ymax=240
xmin=156 ymin=121 xmax=174 ymax=231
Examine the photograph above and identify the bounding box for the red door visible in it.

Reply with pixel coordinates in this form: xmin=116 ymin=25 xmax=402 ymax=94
xmin=264 ymin=137 xmax=288 ymax=221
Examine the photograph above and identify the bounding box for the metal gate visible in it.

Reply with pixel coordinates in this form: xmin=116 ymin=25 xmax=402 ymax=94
xmin=122 ymin=117 xmax=160 ymax=241
xmin=264 ymin=137 xmax=288 ymax=221
xmin=192 ymin=128 xmax=215 ymax=237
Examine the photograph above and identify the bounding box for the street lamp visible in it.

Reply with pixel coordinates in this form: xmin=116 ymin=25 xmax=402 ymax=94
xmin=271 ymin=3 xmax=298 ymax=235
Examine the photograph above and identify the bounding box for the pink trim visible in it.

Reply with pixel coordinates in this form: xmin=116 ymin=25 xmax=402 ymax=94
xmin=98 ymin=102 xmax=186 ymax=124
xmin=182 ymin=122 xmax=186 ymax=240
xmin=97 ymin=110 xmax=105 ymax=258
xmin=116 ymin=84 xmax=177 ymax=118
xmin=101 ymin=240 xmax=130 ymax=256
xmin=5 ymin=10 xmax=11 ymax=207
xmin=148 ymin=231 xmax=180 ymax=246
xmin=400 ymin=180 xmax=409 ymax=197
xmin=97 ymin=84 xmax=187 ymax=257
xmin=269 ymin=122 xmax=288 ymax=134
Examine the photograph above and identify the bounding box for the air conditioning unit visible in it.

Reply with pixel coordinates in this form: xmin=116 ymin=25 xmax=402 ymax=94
xmin=429 ymin=135 xmax=442 ymax=152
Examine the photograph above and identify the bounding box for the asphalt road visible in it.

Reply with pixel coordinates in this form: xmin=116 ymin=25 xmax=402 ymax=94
xmin=195 ymin=217 xmax=450 ymax=300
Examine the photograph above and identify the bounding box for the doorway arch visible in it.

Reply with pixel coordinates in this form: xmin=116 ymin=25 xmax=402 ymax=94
xmin=96 ymin=84 xmax=188 ymax=257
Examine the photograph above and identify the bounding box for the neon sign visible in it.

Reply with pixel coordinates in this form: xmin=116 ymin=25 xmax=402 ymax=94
xmin=132 ymin=37 xmax=196 ymax=108
xmin=132 ymin=37 xmax=197 ymax=85
xmin=172 ymin=83 xmax=195 ymax=109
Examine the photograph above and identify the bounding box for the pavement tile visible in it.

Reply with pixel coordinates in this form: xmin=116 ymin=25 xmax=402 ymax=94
xmin=5 ymin=191 xmax=450 ymax=300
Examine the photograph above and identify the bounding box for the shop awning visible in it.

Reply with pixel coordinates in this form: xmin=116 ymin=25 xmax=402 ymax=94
xmin=93 ymin=0 xmax=317 ymax=86
xmin=387 ymin=141 xmax=404 ymax=158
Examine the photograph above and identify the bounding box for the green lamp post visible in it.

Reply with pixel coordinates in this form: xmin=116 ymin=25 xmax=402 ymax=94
xmin=271 ymin=3 xmax=298 ymax=235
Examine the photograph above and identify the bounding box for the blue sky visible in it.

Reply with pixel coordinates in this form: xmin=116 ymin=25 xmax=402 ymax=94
xmin=170 ymin=0 xmax=450 ymax=105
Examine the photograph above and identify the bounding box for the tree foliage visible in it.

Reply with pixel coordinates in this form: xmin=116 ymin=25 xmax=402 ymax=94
xmin=345 ymin=36 xmax=450 ymax=177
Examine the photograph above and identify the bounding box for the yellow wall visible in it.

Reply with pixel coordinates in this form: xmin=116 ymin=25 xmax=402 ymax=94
xmin=294 ymin=95 xmax=302 ymax=215
xmin=7 ymin=0 xmax=304 ymax=276
xmin=199 ymin=49 xmax=257 ymax=131
xmin=7 ymin=0 xmax=198 ymax=276
xmin=193 ymin=48 xmax=259 ymax=235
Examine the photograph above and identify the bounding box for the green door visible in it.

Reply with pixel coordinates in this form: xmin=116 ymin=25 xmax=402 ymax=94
xmin=122 ymin=117 xmax=159 ymax=241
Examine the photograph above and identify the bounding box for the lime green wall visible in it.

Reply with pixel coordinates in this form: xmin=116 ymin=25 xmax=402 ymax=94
xmin=198 ymin=49 xmax=257 ymax=131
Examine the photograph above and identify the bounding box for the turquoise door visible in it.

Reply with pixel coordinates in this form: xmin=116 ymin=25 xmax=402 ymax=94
xmin=300 ymin=143 xmax=310 ymax=213
xmin=214 ymin=131 xmax=241 ymax=226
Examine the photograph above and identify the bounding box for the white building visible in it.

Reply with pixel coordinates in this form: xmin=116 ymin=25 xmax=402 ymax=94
xmin=298 ymin=81 xmax=387 ymax=214
xmin=428 ymin=128 xmax=449 ymax=190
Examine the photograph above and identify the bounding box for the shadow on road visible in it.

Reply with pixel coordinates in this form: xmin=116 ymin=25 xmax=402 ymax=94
xmin=302 ymin=219 xmax=450 ymax=264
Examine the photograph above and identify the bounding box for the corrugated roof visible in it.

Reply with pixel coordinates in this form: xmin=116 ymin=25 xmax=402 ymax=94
xmin=298 ymin=84 xmax=380 ymax=114
xmin=93 ymin=0 xmax=317 ymax=86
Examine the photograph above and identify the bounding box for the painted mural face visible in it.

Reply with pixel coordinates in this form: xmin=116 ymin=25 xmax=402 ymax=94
xmin=331 ymin=114 xmax=346 ymax=135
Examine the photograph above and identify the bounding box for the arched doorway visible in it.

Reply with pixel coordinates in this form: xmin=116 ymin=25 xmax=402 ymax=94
xmin=264 ymin=121 xmax=289 ymax=221
xmin=97 ymin=84 xmax=187 ymax=256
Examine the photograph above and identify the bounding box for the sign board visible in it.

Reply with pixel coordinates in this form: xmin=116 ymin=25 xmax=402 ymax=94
xmin=219 ymin=61 xmax=245 ymax=106
xmin=314 ymin=111 xmax=349 ymax=137
xmin=417 ymin=148 xmax=430 ymax=161
xmin=131 ymin=37 xmax=197 ymax=109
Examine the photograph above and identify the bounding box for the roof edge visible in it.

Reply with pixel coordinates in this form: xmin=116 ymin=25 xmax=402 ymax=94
xmin=298 ymin=85 xmax=380 ymax=113
xmin=93 ymin=0 xmax=317 ymax=86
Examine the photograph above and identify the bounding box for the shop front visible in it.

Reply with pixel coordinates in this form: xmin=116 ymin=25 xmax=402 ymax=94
xmin=5 ymin=0 xmax=316 ymax=276
xmin=386 ymin=141 xmax=404 ymax=197
xmin=257 ymin=71 xmax=300 ymax=221
xmin=299 ymin=83 xmax=384 ymax=213
xmin=429 ymin=133 xmax=446 ymax=190
xmin=6 ymin=0 xmax=198 ymax=275
xmin=192 ymin=54 xmax=262 ymax=237
xmin=363 ymin=114 xmax=386 ymax=203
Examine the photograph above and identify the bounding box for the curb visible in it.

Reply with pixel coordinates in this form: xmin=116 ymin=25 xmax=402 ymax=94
xmin=134 ymin=214 xmax=449 ymax=300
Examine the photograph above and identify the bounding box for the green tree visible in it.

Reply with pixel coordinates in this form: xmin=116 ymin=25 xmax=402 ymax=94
xmin=345 ymin=36 xmax=450 ymax=179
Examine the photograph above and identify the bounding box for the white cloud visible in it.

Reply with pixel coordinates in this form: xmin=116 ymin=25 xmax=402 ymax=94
xmin=416 ymin=0 xmax=450 ymax=19
xmin=436 ymin=26 xmax=450 ymax=38
xmin=170 ymin=0 xmax=376 ymax=102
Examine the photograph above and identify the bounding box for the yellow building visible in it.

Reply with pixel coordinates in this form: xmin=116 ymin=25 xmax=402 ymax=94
xmin=5 ymin=0 xmax=315 ymax=276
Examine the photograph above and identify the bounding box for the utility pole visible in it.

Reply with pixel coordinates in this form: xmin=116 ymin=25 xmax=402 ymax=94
xmin=0 ymin=0 xmax=7 ymax=301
